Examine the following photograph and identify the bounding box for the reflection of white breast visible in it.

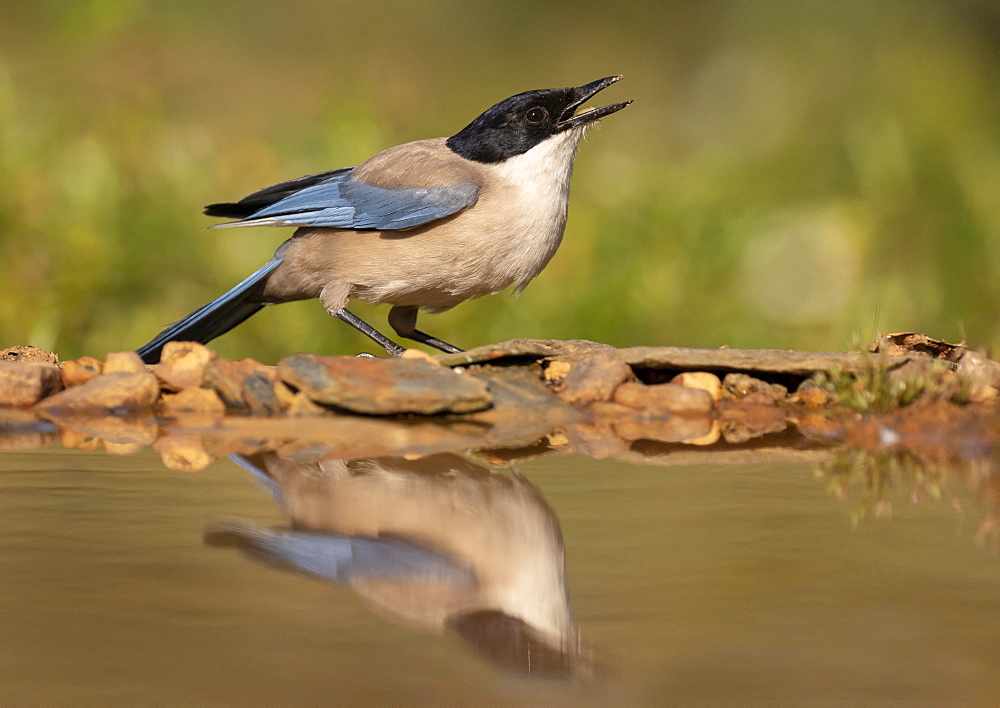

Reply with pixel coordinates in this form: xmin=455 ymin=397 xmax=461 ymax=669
xmin=486 ymin=127 xmax=586 ymax=291
xmin=274 ymin=455 xmax=575 ymax=644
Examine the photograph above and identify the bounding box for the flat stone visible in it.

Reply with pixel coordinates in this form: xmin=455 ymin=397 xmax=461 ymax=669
xmin=613 ymin=382 xmax=714 ymax=414
xmin=436 ymin=338 xmax=614 ymax=367
xmin=34 ymin=371 xmax=160 ymax=413
xmin=557 ymin=352 xmax=634 ymax=405
xmin=154 ymin=341 xmax=217 ymax=391
xmin=278 ymin=354 xmax=492 ymax=415
xmin=619 ymin=346 xmax=912 ymax=377
xmin=61 ymin=356 xmax=104 ymax=387
xmin=0 ymin=362 xmax=64 ymax=407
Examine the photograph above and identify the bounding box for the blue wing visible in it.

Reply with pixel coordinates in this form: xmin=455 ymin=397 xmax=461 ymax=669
xmin=205 ymin=520 xmax=474 ymax=586
xmin=207 ymin=168 xmax=479 ymax=231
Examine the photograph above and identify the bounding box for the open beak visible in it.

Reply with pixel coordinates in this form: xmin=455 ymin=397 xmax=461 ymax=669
xmin=557 ymin=75 xmax=632 ymax=130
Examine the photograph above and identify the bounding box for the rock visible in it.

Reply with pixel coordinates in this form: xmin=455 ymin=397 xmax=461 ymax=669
xmin=47 ymin=415 xmax=158 ymax=446
xmin=285 ymin=391 xmax=328 ymax=417
xmin=59 ymin=427 xmax=102 ymax=450
xmin=543 ymin=360 xmax=573 ymax=384
xmin=670 ymin=371 xmax=723 ymax=401
xmin=715 ymin=400 xmax=788 ymax=443
xmin=104 ymin=350 xmax=148 ymax=374
xmin=34 ymin=371 xmax=159 ymax=413
xmin=613 ymin=414 xmax=715 ymax=443
xmin=154 ymin=342 xmax=217 ymax=391
xmin=61 ymin=356 xmax=103 ymax=387
xmin=612 ymin=382 xmax=714 ymax=414
xmin=723 ymin=373 xmax=788 ymax=401
xmin=436 ymin=338 xmax=614 ymax=367
xmin=0 ymin=362 xmax=64 ymax=406
xmin=559 ymin=421 xmax=630 ymax=458
xmin=104 ymin=441 xmax=145 ymax=455
xmin=233 ymin=359 xmax=286 ymax=415
xmin=956 ymin=349 xmax=1000 ymax=397
xmin=0 ymin=346 xmax=59 ymax=364
xmin=279 ymin=354 xmax=492 ymax=415
xmin=0 ymin=408 xmax=55 ymax=450
xmin=160 ymin=387 xmax=226 ymax=416
xmin=202 ymin=358 xmax=247 ymax=411
xmin=154 ymin=435 xmax=214 ymax=472
xmin=558 ymin=352 xmax=633 ymax=405
xmin=793 ymin=381 xmax=832 ymax=408
xmin=400 ymin=348 xmax=441 ymax=363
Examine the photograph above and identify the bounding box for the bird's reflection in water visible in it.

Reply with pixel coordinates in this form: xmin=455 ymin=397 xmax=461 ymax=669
xmin=206 ymin=452 xmax=589 ymax=679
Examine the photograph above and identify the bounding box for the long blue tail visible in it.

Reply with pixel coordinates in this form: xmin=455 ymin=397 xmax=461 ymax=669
xmin=136 ymin=258 xmax=282 ymax=364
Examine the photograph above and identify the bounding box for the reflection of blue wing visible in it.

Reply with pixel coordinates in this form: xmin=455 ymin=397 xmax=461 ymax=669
xmin=206 ymin=521 xmax=474 ymax=587
xmin=211 ymin=168 xmax=479 ymax=231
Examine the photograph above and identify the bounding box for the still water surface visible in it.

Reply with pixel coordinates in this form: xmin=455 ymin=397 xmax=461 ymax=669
xmin=2 ymin=447 xmax=998 ymax=704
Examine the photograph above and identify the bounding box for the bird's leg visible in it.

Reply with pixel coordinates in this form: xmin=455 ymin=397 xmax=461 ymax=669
xmin=327 ymin=307 xmax=406 ymax=357
xmin=388 ymin=305 xmax=464 ymax=354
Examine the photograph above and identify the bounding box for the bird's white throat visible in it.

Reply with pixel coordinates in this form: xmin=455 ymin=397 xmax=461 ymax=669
xmin=489 ymin=126 xmax=590 ymax=291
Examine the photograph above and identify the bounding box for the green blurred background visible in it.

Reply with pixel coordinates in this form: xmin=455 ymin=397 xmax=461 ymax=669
xmin=1 ymin=0 xmax=998 ymax=362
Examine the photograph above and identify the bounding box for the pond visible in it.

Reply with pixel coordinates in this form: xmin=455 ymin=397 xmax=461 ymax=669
xmin=2 ymin=436 xmax=998 ymax=704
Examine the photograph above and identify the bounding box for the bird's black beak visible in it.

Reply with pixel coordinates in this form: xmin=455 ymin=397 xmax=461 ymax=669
xmin=557 ymin=75 xmax=631 ymax=131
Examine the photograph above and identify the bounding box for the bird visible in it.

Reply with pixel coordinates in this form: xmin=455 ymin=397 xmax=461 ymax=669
xmin=136 ymin=76 xmax=630 ymax=364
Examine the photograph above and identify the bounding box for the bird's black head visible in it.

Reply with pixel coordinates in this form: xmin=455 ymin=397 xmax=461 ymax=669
xmin=446 ymin=76 xmax=631 ymax=164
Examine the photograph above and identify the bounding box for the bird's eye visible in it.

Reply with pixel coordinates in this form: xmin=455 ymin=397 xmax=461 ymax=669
xmin=525 ymin=107 xmax=548 ymax=125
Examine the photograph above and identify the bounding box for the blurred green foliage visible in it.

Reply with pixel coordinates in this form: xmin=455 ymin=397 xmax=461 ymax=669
xmin=1 ymin=0 xmax=998 ymax=362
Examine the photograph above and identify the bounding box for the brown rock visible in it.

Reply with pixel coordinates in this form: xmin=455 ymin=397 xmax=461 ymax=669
xmin=104 ymin=441 xmax=145 ymax=455
xmin=49 ymin=415 xmax=158 ymax=446
xmin=160 ymin=387 xmax=226 ymax=416
xmin=613 ymin=414 xmax=714 ymax=443
xmin=0 ymin=362 xmax=64 ymax=406
xmin=543 ymin=360 xmax=573 ymax=385
xmin=59 ymin=428 xmax=102 ymax=450
xmin=793 ymin=383 xmax=832 ymax=408
xmin=559 ymin=421 xmax=630 ymax=458
xmin=154 ymin=342 xmax=217 ymax=391
xmin=723 ymin=373 xmax=787 ymax=401
xmin=670 ymin=371 xmax=723 ymax=401
xmin=154 ymin=435 xmax=214 ymax=472
xmin=684 ymin=419 xmax=722 ymax=446
xmin=34 ymin=371 xmax=160 ymax=413
xmin=279 ymin=354 xmax=492 ymax=415
xmin=436 ymin=338 xmax=614 ymax=367
xmin=558 ymin=352 xmax=633 ymax=405
xmin=285 ymin=391 xmax=328 ymax=417
xmin=613 ymin=381 xmax=714 ymax=414
xmin=400 ymin=348 xmax=441 ymax=363
xmin=233 ymin=359 xmax=285 ymax=415
xmin=61 ymin=357 xmax=103 ymax=387
xmin=715 ymin=400 xmax=788 ymax=443
xmin=104 ymin=350 xmax=148 ymax=374
xmin=0 ymin=409 xmax=55 ymax=450
xmin=203 ymin=358 xmax=246 ymax=410
xmin=1 ymin=346 xmax=59 ymax=364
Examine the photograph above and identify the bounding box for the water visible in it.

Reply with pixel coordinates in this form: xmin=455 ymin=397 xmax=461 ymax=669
xmin=2 ymin=446 xmax=998 ymax=704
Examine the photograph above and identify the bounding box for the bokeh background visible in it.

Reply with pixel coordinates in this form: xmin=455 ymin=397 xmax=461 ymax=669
xmin=1 ymin=0 xmax=998 ymax=362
